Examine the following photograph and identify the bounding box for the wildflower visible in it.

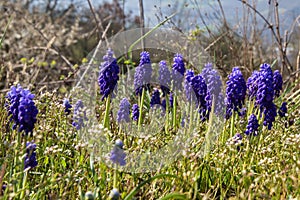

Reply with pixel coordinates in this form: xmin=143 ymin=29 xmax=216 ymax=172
xmin=117 ymin=98 xmax=131 ymax=123
xmin=2 ymin=184 xmax=6 ymax=193
xmin=225 ymin=67 xmax=247 ymax=118
xmin=256 ymin=63 xmax=277 ymax=129
xmin=245 ymin=114 xmax=259 ymax=136
xmin=201 ymin=63 xmax=225 ymax=115
xmin=72 ymin=100 xmax=87 ymax=130
xmin=63 ymin=98 xmax=72 ymax=115
xmin=6 ymin=84 xmax=38 ymax=135
xmin=158 ymin=60 xmax=171 ymax=95
xmin=134 ymin=51 xmax=152 ymax=96
xmin=172 ymin=54 xmax=185 ymax=91
xmin=98 ymin=49 xmax=120 ymax=101
xmin=110 ymin=139 xmax=126 ymax=166
xmin=161 ymin=93 xmax=174 ymax=110
xmin=273 ymin=70 xmax=283 ymax=98
xmin=278 ymin=102 xmax=287 ymax=117
xmin=24 ymin=142 xmax=38 ymax=170
xmin=184 ymin=69 xmax=195 ymax=102
xmin=150 ymin=89 xmax=161 ymax=108
xmin=109 ymin=188 xmax=120 ymax=200
xmin=247 ymin=70 xmax=260 ymax=99
xmin=132 ymin=104 xmax=139 ymax=121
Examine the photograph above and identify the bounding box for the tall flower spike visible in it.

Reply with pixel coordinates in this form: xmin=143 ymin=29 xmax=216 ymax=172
xmin=134 ymin=51 xmax=152 ymax=96
xmin=63 ymin=98 xmax=72 ymax=115
xmin=225 ymin=67 xmax=247 ymax=118
xmin=117 ymin=98 xmax=131 ymax=123
xmin=273 ymin=70 xmax=283 ymax=98
xmin=150 ymin=89 xmax=161 ymax=108
xmin=247 ymin=70 xmax=260 ymax=99
xmin=132 ymin=104 xmax=139 ymax=121
xmin=201 ymin=63 xmax=225 ymax=115
xmin=72 ymin=100 xmax=87 ymax=130
xmin=184 ymin=69 xmax=195 ymax=102
xmin=6 ymin=84 xmax=38 ymax=135
xmin=158 ymin=60 xmax=171 ymax=95
xmin=24 ymin=141 xmax=38 ymax=170
xmin=110 ymin=139 xmax=126 ymax=166
xmin=245 ymin=114 xmax=259 ymax=136
xmin=172 ymin=54 xmax=185 ymax=91
xmin=98 ymin=49 xmax=120 ymax=101
xmin=278 ymin=102 xmax=287 ymax=117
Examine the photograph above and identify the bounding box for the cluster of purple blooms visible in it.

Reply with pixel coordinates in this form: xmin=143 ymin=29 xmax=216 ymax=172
xmin=72 ymin=100 xmax=88 ymax=130
xmin=110 ymin=139 xmax=126 ymax=166
xmin=24 ymin=141 xmax=38 ymax=170
xmin=5 ymin=84 xmax=38 ymax=135
xmin=98 ymin=49 xmax=120 ymax=101
xmin=134 ymin=51 xmax=152 ymax=96
xmin=116 ymin=98 xmax=139 ymax=123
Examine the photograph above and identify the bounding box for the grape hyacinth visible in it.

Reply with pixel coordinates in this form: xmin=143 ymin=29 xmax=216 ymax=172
xmin=72 ymin=100 xmax=87 ymax=130
xmin=247 ymin=70 xmax=260 ymax=99
xmin=273 ymin=70 xmax=283 ymax=98
xmin=158 ymin=60 xmax=171 ymax=95
xmin=110 ymin=139 xmax=126 ymax=166
xmin=63 ymin=98 xmax=72 ymax=115
xmin=117 ymin=98 xmax=131 ymax=123
xmin=256 ymin=63 xmax=277 ymax=130
xmin=201 ymin=63 xmax=225 ymax=115
xmin=225 ymin=67 xmax=247 ymax=118
xmin=98 ymin=49 xmax=120 ymax=101
xmin=24 ymin=141 xmax=38 ymax=170
xmin=150 ymin=89 xmax=161 ymax=108
xmin=6 ymin=84 xmax=38 ymax=135
xmin=245 ymin=114 xmax=259 ymax=136
xmin=134 ymin=51 xmax=152 ymax=96
xmin=278 ymin=102 xmax=287 ymax=117
xmin=184 ymin=69 xmax=195 ymax=102
xmin=172 ymin=54 xmax=185 ymax=91
xmin=132 ymin=104 xmax=139 ymax=121
xmin=161 ymin=93 xmax=174 ymax=110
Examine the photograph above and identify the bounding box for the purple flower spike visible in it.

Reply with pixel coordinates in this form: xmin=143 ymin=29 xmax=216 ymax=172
xmin=172 ymin=54 xmax=185 ymax=91
xmin=225 ymin=67 xmax=247 ymax=118
xmin=134 ymin=51 xmax=152 ymax=96
xmin=6 ymin=84 xmax=38 ymax=135
xmin=98 ymin=49 xmax=120 ymax=101
xmin=132 ymin=104 xmax=139 ymax=121
xmin=245 ymin=114 xmax=259 ymax=136
xmin=63 ymin=98 xmax=72 ymax=115
xmin=150 ymin=89 xmax=161 ymax=108
xmin=24 ymin=141 xmax=38 ymax=170
xmin=273 ymin=70 xmax=283 ymax=98
xmin=247 ymin=70 xmax=260 ymax=99
xmin=110 ymin=139 xmax=126 ymax=166
xmin=278 ymin=102 xmax=287 ymax=117
xmin=158 ymin=60 xmax=171 ymax=95
xmin=72 ymin=100 xmax=87 ymax=130
xmin=117 ymin=98 xmax=131 ymax=123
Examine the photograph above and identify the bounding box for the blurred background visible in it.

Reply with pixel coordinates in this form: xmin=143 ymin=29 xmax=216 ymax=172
xmin=0 ymin=0 xmax=299 ymax=92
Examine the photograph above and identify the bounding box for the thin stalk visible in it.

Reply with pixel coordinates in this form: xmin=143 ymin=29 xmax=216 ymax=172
xmin=138 ymin=88 xmax=145 ymax=131
xmin=103 ymin=95 xmax=111 ymax=129
xmin=172 ymin=96 xmax=177 ymax=127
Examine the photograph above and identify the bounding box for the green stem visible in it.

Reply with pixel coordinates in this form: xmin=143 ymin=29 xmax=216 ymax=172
xmin=138 ymin=88 xmax=145 ymax=131
xmin=230 ymin=111 xmax=235 ymax=138
xmin=104 ymin=95 xmax=111 ymax=129
xmin=172 ymin=96 xmax=177 ymax=127
xmin=113 ymin=165 xmax=118 ymax=188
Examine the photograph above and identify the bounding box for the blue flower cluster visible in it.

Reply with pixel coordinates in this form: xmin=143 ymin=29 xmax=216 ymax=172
xmin=273 ymin=70 xmax=283 ymax=98
xmin=278 ymin=102 xmax=287 ymax=117
xmin=6 ymin=84 xmax=38 ymax=135
xmin=98 ymin=49 xmax=120 ymax=101
xmin=63 ymin=98 xmax=72 ymax=115
xmin=201 ymin=63 xmax=225 ymax=115
xmin=110 ymin=139 xmax=126 ymax=166
xmin=158 ymin=60 xmax=171 ymax=95
xmin=150 ymin=89 xmax=161 ymax=108
xmin=24 ymin=141 xmax=38 ymax=170
xmin=134 ymin=51 xmax=152 ymax=96
xmin=225 ymin=67 xmax=247 ymax=118
xmin=72 ymin=100 xmax=87 ymax=130
xmin=245 ymin=114 xmax=259 ymax=136
xmin=117 ymin=98 xmax=131 ymax=123
xmin=172 ymin=54 xmax=185 ymax=91
xmin=247 ymin=70 xmax=260 ymax=99
xmin=132 ymin=104 xmax=139 ymax=121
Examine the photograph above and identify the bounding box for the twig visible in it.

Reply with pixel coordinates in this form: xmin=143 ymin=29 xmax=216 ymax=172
xmin=139 ymin=0 xmax=145 ymax=50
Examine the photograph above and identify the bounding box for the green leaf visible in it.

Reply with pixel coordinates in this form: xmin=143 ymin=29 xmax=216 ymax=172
xmin=159 ymin=192 xmax=188 ymax=200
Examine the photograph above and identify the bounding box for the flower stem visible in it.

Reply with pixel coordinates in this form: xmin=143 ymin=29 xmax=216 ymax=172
xmin=104 ymin=95 xmax=111 ymax=129
xmin=172 ymin=96 xmax=177 ymax=127
xmin=138 ymin=88 xmax=145 ymax=131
